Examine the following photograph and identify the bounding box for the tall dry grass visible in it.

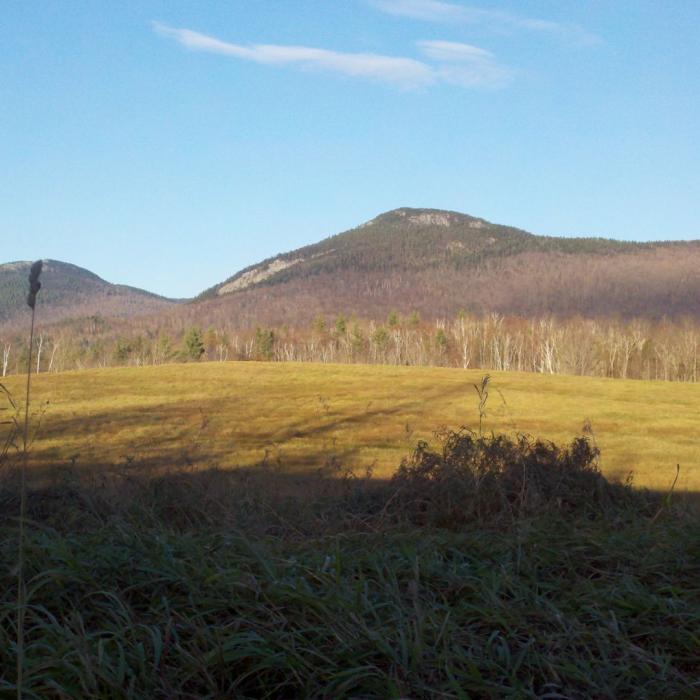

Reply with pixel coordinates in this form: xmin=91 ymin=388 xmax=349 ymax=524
xmin=15 ymin=260 xmax=42 ymax=700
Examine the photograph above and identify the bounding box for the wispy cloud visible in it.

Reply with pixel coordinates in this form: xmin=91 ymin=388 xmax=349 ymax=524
xmin=153 ymin=23 xmax=433 ymax=89
xmin=372 ymin=0 xmax=487 ymax=23
xmin=371 ymin=0 xmax=600 ymax=46
xmin=417 ymin=40 xmax=512 ymax=87
xmin=154 ymin=23 xmax=512 ymax=90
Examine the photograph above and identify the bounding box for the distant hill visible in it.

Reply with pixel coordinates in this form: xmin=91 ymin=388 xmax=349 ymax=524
xmin=190 ymin=208 xmax=700 ymax=325
xmin=5 ymin=209 xmax=700 ymax=333
xmin=199 ymin=208 xmax=641 ymax=299
xmin=0 ymin=260 xmax=177 ymax=330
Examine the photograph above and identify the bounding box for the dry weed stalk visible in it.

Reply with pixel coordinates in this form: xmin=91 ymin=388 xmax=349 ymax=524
xmin=16 ymin=260 xmax=42 ymax=700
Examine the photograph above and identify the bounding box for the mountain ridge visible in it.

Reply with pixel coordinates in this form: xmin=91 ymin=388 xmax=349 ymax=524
xmin=186 ymin=207 xmax=700 ymax=325
xmin=3 ymin=208 xmax=700 ymax=331
xmin=198 ymin=207 xmax=681 ymax=300
xmin=0 ymin=259 xmax=179 ymax=329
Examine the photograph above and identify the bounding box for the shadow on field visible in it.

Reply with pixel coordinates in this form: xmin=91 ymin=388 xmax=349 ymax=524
xmin=3 ymin=426 xmax=695 ymax=536
xmin=5 ymin=378 xmax=482 ymax=479
xmin=11 ymin=398 xmax=430 ymax=480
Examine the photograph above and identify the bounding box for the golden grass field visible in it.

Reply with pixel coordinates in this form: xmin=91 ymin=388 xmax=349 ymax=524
xmin=3 ymin=361 xmax=699 ymax=491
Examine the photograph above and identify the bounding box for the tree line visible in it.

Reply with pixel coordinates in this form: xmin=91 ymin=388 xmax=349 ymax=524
xmin=2 ymin=312 xmax=700 ymax=383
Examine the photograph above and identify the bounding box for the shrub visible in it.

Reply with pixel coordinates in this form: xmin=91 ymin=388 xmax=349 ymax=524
xmin=390 ymin=428 xmax=650 ymax=527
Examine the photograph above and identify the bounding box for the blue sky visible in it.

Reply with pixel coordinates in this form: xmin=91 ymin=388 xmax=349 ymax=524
xmin=2 ymin=1 xmax=699 ymax=298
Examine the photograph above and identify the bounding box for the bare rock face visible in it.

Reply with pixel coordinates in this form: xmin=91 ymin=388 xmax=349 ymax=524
xmin=358 ymin=208 xmax=476 ymax=229
xmin=218 ymin=257 xmax=303 ymax=294
xmin=404 ymin=211 xmax=456 ymax=227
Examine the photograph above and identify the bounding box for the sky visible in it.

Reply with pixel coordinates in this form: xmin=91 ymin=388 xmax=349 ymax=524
xmin=2 ymin=1 xmax=699 ymax=298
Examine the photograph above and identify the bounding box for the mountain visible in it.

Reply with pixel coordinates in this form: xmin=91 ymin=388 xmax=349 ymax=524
xmin=0 ymin=260 xmax=177 ymax=329
xmin=199 ymin=208 xmax=637 ymax=299
xmin=190 ymin=208 xmax=700 ymax=325
xmin=4 ymin=209 xmax=700 ymax=333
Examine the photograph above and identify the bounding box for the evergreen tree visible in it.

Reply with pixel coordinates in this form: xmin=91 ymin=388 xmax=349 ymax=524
xmin=372 ymin=326 xmax=390 ymax=352
xmin=335 ymin=315 xmax=347 ymax=335
xmin=184 ymin=327 xmax=205 ymax=361
xmin=254 ymin=327 xmax=275 ymax=360
xmin=435 ymin=328 xmax=448 ymax=353
xmin=114 ymin=339 xmax=132 ymax=363
xmin=350 ymin=324 xmax=365 ymax=355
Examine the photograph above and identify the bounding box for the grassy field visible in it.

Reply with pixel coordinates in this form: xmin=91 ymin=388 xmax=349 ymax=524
xmin=2 ymin=361 xmax=699 ymax=491
xmin=2 ymin=361 xmax=700 ymax=697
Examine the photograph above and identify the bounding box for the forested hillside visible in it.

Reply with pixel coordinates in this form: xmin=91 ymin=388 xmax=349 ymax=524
xmin=0 ymin=260 xmax=177 ymax=329
xmin=186 ymin=208 xmax=700 ymax=326
xmin=201 ymin=208 xmax=646 ymax=298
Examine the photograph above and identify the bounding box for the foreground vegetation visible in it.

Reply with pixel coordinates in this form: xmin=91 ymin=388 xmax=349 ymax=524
xmin=2 ymin=362 xmax=698 ymax=492
xmin=1 ymin=426 xmax=699 ymax=698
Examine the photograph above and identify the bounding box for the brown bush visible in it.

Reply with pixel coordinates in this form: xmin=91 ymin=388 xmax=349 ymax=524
xmin=390 ymin=429 xmax=652 ymax=527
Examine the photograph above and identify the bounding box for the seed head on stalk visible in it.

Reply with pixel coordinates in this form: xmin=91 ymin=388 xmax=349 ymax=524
xmin=27 ymin=260 xmax=43 ymax=310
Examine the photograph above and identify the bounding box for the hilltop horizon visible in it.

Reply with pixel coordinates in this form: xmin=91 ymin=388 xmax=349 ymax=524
xmin=4 ymin=206 xmax=700 ymax=303
xmin=3 ymin=206 xmax=700 ymax=330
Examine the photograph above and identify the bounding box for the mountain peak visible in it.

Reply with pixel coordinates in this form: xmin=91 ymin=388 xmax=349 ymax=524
xmin=200 ymin=207 xmax=532 ymax=299
xmin=361 ymin=207 xmax=485 ymax=229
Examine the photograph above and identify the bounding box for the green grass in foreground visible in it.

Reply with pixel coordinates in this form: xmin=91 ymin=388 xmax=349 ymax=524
xmin=2 ymin=361 xmax=699 ymax=491
xmin=0 ymin=474 xmax=698 ymax=699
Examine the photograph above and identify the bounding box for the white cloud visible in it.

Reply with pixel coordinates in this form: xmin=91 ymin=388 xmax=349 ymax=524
xmin=153 ymin=23 xmax=434 ymax=89
xmin=418 ymin=40 xmax=512 ymax=87
xmin=372 ymin=0 xmax=488 ymax=23
xmin=371 ymin=0 xmax=600 ymax=46
xmin=418 ymin=39 xmax=493 ymax=62
xmin=154 ymin=23 xmax=513 ymax=90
